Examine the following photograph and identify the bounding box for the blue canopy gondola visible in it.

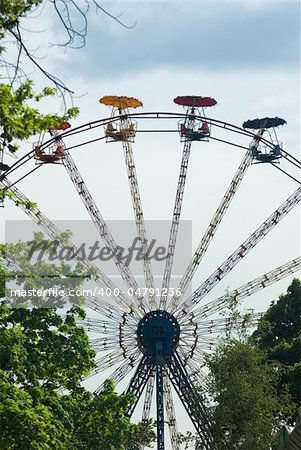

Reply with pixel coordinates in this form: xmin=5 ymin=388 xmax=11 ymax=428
xmin=242 ymin=117 xmax=286 ymax=130
xmin=244 ymin=116 xmax=285 ymax=164
xmin=0 ymin=162 xmax=10 ymax=171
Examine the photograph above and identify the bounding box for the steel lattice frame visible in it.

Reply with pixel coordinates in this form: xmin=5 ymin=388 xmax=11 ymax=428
xmin=1 ymin=109 xmax=300 ymax=450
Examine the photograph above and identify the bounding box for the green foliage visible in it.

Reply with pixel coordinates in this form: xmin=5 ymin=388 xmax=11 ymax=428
xmin=0 ymin=370 xmax=70 ymax=450
xmin=220 ymin=291 xmax=256 ymax=340
xmin=0 ymin=294 xmax=96 ymax=449
xmin=1 ymin=236 xmax=96 ymax=390
xmin=253 ymin=279 xmax=301 ymax=348
xmin=0 ymin=0 xmax=43 ymax=39
xmin=0 ymin=243 xmax=6 ymax=298
xmin=178 ymin=430 xmax=201 ymax=449
xmin=0 ymin=303 xmax=96 ymax=390
xmin=207 ymin=340 xmax=277 ymax=450
xmin=0 ymin=239 xmax=155 ymax=449
xmin=0 ymin=187 xmax=37 ymax=208
xmin=0 ymin=369 xmax=155 ymax=450
xmin=206 ymin=279 xmax=301 ymax=449
xmin=252 ymin=278 xmax=301 ymax=425
xmin=0 ymin=80 xmax=78 ymax=154
xmin=70 ymin=380 xmax=155 ymax=450
xmin=4 ymin=232 xmax=97 ymax=308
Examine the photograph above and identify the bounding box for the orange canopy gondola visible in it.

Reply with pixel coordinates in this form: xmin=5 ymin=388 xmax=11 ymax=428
xmin=99 ymin=95 xmax=143 ymax=110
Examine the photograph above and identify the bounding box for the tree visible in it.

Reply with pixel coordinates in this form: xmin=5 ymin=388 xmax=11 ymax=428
xmin=4 ymin=230 xmax=97 ymax=308
xmin=70 ymin=380 xmax=155 ymax=450
xmin=0 ymin=264 xmax=95 ymax=450
xmin=1 ymin=236 xmax=96 ymax=390
xmin=0 ymin=370 xmax=71 ymax=450
xmin=0 ymin=81 xmax=78 ymax=156
xmin=0 ymin=238 xmax=155 ymax=449
xmin=0 ymin=3 xmax=80 ymax=165
xmin=0 ymin=304 xmax=96 ymax=391
xmin=204 ymin=279 xmax=301 ymax=449
xmin=0 ymin=370 xmax=155 ymax=450
xmin=207 ymin=340 xmax=277 ymax=450
xmin=252 ymin=278 xmax=301 ymax=425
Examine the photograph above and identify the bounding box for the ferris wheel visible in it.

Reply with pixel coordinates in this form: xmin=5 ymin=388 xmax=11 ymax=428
xmin=1 ymin=95 xmax=301 ymax=450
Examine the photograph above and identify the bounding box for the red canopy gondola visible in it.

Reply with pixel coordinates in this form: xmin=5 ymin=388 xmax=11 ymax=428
xmin=53 ymin=122 xmax=71 ymax=131
xmin=174 ymin=96 xmax=217 ymax=108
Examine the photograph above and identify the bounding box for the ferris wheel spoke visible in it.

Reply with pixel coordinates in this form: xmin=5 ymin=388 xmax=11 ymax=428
xmin=122 ymin=139 xmax=156 ymax=309
xmin=1 ymin=179 xmax=141 ymax=316
xmin=163 ymin=370 xmax=181 ymax=450
xmin=89 ymin=336 xmax=134 ymax=351
xmin=175 ymin=186 xmax=301 ymax=320
xmin=169 ymin=150 xmax=252 ymax=313
xmin=179 ymin=346 xmax=215 ymax=369
xmin=94 ymin=350 xmax=142 ymax=395
xmin=66 ymin=316 xmax=117 ymax=334
xmin=160 ymin=133 xmax=194 ymax=310
xmin=125 ymin=356 xmax=153 ymax=418
xmin=181 ymin=315 xmax=261 ymax=357
xmin=76 ymin=308 xmax=138 ymax=331
xmin=141 ymin=369 xmax=155 ymax=421
xmin=89 ymin=337 xmax=119 ymax=350
xmin=100 ymin=97 xmax=156 ymax=309
xmin=181 ymin=314 xmax=261 ymax=333
xmin=4 ymin=253 xmax=126 ymax=324
xmin=192 ymin=347 xmax=216 ymax=363
xmin=89 ymin=324 xmax=137 ymax=351
xmin=84 ymin=296 xmax=138 ymax=323
xmin=167 ymin=352 xmax=213 ymax=450
xmin=180 ymin=332 xmax=221 ymax=347
xmin=177 ymin=350 xmax=210 ymax=391
xmin=139 ymin=369 xmax=155 ymax=450
xmin=62 ymin=151 xmax=149 ymax=314
xmin=182 ymin=257 xmax=301 ymax=323
xmin=83 ymin=349 xmax=128 ymax=380
xmin=180 ymin=336 xmax=219 ymax=357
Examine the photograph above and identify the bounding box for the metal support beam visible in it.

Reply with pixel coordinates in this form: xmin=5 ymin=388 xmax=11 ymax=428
xmin=176 ymin=186 xmax=301 ymax=319
xmin=167 ymin=352 xmax=213 ymax=450
xmin=160 ymin=112 xmax=195 ymax=310
xmin=63 ymin=150 xmax=149 ymax=314
xmin=156 ymin=364 xmax=165 ymax=450
xmin=126 ymin=356 xmax=153 ymax=417
xmin=122 ymin=137 xmax=156 ymax=309
xmin=169 ymin=149 xmax=252 ymax=313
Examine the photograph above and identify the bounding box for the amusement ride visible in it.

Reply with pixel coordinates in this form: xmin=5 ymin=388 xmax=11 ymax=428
xmin=1 ymin=95 xmax=300 ymax=450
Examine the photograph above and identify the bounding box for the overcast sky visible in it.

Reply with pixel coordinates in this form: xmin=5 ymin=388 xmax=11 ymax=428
xmin=59 ymin=1 xmax=299 ymax=77
xmin=4 ymin=0 xmax=300 ymax=353
xmin=2 ymin=1 xmax=300 ymax=445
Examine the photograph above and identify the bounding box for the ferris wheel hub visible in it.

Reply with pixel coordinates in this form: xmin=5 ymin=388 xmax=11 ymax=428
xmin=136 ymin=310 xmax=180 ymax=358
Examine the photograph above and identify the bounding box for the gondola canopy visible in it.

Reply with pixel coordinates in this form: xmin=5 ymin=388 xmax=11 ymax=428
xmin=174 ymin=96 xmax=217 ymax=108
xmin=99 ymin=96 xmax=143 ymax=110
xmin=53 ymin=122 xmax=71 ymax=131
xmin=242 ymin=117 xmax=286 ymax=130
